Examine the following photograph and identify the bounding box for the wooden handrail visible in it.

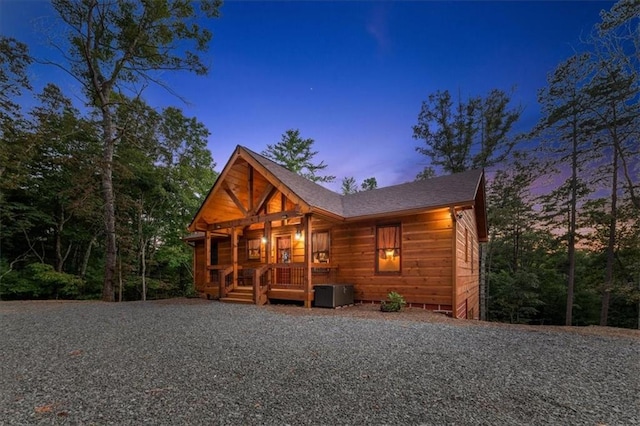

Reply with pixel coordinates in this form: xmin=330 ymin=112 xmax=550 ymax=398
xmin=219 ymin=265 xmax=234 ymax=298
xmin=253 ymin=264 xmax=270 ymax=305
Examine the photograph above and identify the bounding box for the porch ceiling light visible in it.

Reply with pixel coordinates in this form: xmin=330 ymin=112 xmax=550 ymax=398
xmin=261 ymin=235 xmax=267 ymax=244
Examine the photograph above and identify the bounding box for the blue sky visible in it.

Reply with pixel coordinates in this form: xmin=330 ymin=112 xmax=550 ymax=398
xmin=1 ymin=1 xmax=614 ymax=191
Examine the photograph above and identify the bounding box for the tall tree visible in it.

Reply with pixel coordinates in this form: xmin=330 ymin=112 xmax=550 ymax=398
xmin=262 ymin=129 xmax=335 ymax=183
xmin=596 ymin=0 xmax=640 ymax=212
xmin=412 ymin=89 xmax=521 ymax=176
xmin=486 ymin=154 xmax=547 ymax=323
xmin=413 ymin=88 xmax=521 ymax=320
xmin=29 ymin=84 xmax=102 ymax=273
xmin=110 ymin=98 xmax=216 ymax=301
xmin=0 ymin=37 xmax=32 ymax=188
xmin=586 ymin=6 xmax=640 ymax=326
xmin=49 ymin=0 xmax=221 ymax=301
xmin=536 ymin=53 xmax=596 ymax=326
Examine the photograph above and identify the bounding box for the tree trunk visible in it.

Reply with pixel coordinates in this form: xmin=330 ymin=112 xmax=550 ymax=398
xmin=80 ymin=236 xmax=97 ymax=279
xmin=566 ymin=119 xmax=579 ymax=326
xmin=118 ymin=252 xmax=123 ymax=302
xmin=141 ymin=238 xmax=147 ymax=302
xmin=101 ymin=108 xmax=117 ymax=302
xmin=54 ymin=203 xmax=65 ymax=272
xmin=600 ymin=120 xmax=619 ymax=326
xmin=138 ymin=200 xmax=147 ymax=301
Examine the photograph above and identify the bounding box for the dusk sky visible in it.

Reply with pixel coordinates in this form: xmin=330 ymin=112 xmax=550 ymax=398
xmin=1 ymin=1 xmax=614 ymax=192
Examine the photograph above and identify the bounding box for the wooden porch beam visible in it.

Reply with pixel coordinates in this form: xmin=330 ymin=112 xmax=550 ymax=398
xmin=251 ymin=183 xmax=276 ymax=215
xmin=222 ymin=181 xmax=248 ymax=216
xmin=208 ymin=208 xmax=303 ymax=230
xmin=265 ymin=221 xmax=272 ymax=265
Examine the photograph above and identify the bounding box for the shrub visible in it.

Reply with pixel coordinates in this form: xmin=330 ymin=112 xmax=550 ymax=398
xmin=380 ymin=291 xmax=406 ymax=312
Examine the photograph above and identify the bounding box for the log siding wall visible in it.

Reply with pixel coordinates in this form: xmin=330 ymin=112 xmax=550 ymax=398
xmin=454 ymin=209 xmax=480 ymax=319
xmin=191 ymin=207 xmax=481 ymax=318
xmin=332 ymin=208 xmax=455 ymax=308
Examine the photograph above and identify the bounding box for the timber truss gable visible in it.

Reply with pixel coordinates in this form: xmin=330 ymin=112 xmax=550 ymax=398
xmin=190 ymin=146 xmax=311 ymax=233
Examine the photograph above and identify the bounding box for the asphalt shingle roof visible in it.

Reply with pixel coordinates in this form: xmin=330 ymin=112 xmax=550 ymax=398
xmin=243 ymin=147 xmax=345 ymax=216
xmin=242 ymin=146 xmax=482 ymax=219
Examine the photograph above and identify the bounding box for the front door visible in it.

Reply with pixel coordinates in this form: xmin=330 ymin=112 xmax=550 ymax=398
xmin=276 ymin=236 xmax=291 ymax=285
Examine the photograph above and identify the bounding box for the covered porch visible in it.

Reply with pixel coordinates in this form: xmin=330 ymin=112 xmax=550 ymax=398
xmin=194 ymin=211 xmax=338 ymax=307
xmin=188 ymin=146 xmax=342 ymax=307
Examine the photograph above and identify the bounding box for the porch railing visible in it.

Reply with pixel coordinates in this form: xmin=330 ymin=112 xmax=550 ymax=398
xmin=205 ymin=263 xmax=339 ymax=298
xmin=269 ymin=263 xmax=305 ymax=289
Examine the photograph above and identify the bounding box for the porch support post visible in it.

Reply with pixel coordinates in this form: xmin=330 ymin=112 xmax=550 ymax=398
xmin=265 ymin=221 xmax=271 ymax=264
xmin=204 ymin=230 xmax=211 ymax=288
xmin=265 ymin=221 xmax=272 ymax=286
xmin=232 ymin=226 xmax=239 ymax=288
xmin=303 ymin=213 xmax=313 ymax=308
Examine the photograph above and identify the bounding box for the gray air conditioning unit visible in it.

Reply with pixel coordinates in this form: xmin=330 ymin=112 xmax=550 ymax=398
xmin=314 ymin=284 xmax=354 ymax=308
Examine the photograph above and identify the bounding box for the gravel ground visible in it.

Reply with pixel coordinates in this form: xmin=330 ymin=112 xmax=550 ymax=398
xmin=0 ymin=299 xmax=638 ymax=425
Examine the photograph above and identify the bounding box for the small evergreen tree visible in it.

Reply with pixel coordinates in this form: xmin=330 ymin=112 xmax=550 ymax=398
xmin=262 ymin=129 xmax=335 ymax=183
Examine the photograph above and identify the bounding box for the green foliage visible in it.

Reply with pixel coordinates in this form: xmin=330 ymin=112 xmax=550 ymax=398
xmin=47 ymin=0 xmax=222 ymax=301
xmin=489 ymin=270 xmax=543 ymax=324
xmin=413 ymin=88 xmax=521 ymax=175
xmin=341 ymin=177 xmax=358 ymax=195
xmin=380 ymin=291 xmax=406 ymax=312
xmin=361 ymin=177 xmax=377 ymax=191
xmin=0 ymin=262 xmax=83 ymax=300
xmin=262 ymin=129 xmax=335 ymax=183
xmin=340 ymin=176 xmax=377 ymax=194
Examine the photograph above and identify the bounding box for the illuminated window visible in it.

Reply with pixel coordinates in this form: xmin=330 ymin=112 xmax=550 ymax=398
xmin=312 ymin=231 xmax=330 ymax=263
xmin=376 ymin=224 xmax=401 ymax=273
xmin=247 ymin=238 xmax=261 ymax=260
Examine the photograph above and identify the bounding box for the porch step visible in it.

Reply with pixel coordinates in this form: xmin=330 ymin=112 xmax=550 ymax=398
xmin=220 ymin=286 xmax=254 ymax=304
xmin=220 ymin=296 xmax=254 ymax=304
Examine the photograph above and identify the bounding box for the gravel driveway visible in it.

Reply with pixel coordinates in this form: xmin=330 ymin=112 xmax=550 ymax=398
xmin=1 ymin=299 xmax=638 ymax=425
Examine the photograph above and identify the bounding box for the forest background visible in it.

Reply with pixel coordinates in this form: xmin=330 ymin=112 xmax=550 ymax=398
xmin=0 ymin=0 xmax=638 ymax=328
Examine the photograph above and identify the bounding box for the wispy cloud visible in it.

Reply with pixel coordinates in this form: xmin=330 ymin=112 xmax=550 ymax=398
xmin=366 ymin=5 xmax=391 ymax=54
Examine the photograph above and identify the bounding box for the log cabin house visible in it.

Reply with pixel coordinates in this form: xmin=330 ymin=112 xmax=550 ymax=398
xmin=186 ymin=145 xmax=487 ymax=319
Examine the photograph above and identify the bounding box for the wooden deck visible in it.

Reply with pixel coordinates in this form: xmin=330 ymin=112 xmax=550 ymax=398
xmin=196 ymin=263 xmax=332 ymax=305
xmin=267 ymin=288 xmax=313 ymax=302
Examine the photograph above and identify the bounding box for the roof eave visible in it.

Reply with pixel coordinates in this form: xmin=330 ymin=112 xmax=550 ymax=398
xmin=343 ymin=201 xmax=476 ymax=222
